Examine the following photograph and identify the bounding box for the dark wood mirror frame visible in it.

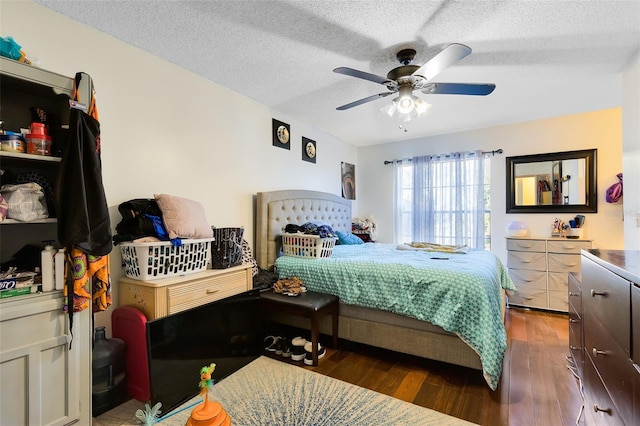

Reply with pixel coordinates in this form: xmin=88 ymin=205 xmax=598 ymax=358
xmin=506 ymin=149 xmax=597 ymax=213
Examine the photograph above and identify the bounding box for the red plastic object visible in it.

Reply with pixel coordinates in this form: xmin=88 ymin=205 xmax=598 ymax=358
xmin=111 ymin=306 xmax=150 ymax=402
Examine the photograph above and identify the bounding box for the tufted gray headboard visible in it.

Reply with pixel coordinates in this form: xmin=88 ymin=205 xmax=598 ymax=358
xmin=255 ymin=190 xmax=352 ymax=270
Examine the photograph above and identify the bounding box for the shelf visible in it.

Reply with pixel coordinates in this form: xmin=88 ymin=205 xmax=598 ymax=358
xmin=0 ymin=218 xmax=57 ymax=225
xmin=0 ymin=57 xmax=73 ymax=96
xmin=0 ymin=151 xmax=62 ymax=163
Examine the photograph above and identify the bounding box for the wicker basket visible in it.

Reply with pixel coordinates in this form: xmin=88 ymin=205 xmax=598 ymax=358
xmin=120 ymin=238 xmax=214 ymax=280
xmin=281 ymin=233 xmax=336 ymax=258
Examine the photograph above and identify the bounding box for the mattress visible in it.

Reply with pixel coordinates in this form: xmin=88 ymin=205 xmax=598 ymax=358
xmin=275 ymin=243 xmax=516 ymax=390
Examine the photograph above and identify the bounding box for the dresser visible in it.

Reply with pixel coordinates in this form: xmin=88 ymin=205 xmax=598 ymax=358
xmin=506 ymin=237 xmax=592 ymax=312
xmin=119 ymin=264 xmax=253 ymax=320
xmin=580 ymin=249 xmax=640 ymax=426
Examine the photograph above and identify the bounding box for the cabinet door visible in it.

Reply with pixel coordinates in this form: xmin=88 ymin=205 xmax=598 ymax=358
xmin=0 ymin=294 xmax=80 ymax=426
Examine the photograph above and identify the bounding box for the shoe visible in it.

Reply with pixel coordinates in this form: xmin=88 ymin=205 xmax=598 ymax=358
xmin=281 ymin=340 xmax=293 ymax=358
xmin=275 ymin=337 xmax=289 ymax=356
xmin=265 ymin=336 xmax=280 ymax=352
xmin=303 ymin=341 xmax=326 ymax=365
xmin=290 ymin=336 xmax=307 ymax=361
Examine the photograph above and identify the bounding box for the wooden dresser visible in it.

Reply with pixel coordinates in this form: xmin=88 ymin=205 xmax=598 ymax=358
xmin=580 ymin=249 xmax=640 ymax=426
xmin=119 ymin=264 xmax=253 ymax=320
xmin=506 ymin=237 xmax=592 ymax=312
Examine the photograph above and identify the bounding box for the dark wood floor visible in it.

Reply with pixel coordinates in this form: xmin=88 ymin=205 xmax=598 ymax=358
xmin=269 ymin=307 xmax=584 ymax=426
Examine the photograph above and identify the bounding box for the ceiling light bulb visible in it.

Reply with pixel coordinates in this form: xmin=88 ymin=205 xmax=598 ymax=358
xmin=396 ymin=86 xmax=415 ymax=114
xmin=397 ymin=96 xmax=414 ymax=114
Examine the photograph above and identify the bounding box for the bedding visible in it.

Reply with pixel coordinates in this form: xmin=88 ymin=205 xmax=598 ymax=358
xmin=255 ymin=189 xmax=511 ymax=390
xmin=275 ymin=243 xmax=515 ymax=390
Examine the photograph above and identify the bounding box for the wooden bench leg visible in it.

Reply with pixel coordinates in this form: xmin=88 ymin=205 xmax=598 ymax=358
xmin=332 ymin=306 xmax=339 ymax=349
xmin=311 ymin=312 xmax=319 ymax=366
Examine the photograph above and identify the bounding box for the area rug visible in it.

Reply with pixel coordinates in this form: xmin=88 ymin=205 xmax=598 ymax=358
xmin=95 ymin=356 xmax=475 ymax=425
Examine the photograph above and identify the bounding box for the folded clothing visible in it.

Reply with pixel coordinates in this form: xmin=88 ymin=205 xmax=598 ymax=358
xmin=397 ymin=242 xmax=470 ymax=254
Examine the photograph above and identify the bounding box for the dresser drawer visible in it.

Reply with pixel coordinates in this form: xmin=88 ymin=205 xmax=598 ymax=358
xmin=507 ymin=268 xmax=547 ymax=290
xmin=568 ymin=272 xmax=582 ymax=315
xmin=548 ymin=271 xmax=570 ymax=291
xmin=548 ymin=289 xmax=567 ymax=311
xmin=548 ymin=253 xmax=581 ymax=272
xmin=507 ymin=251 xmax=546 ymax=271
xmin=569 ymin=309 xmax=583 ymax=376
xmin=508 ymin=285 xmax=547 ymax=309
xmin=585 ymin=317 xmax=634 ymax=424
xmin=168 ymin=269 xmax=248 ymax=315
xmin=584 ymin=355 xmax=625 ymax=426
xmin=506 ymin=238 xmax=546 ymax=252
xmin=547 ymin=239 xmax=591 ymax=254
xmin=583 ymin=257 xmax=630 ymax=355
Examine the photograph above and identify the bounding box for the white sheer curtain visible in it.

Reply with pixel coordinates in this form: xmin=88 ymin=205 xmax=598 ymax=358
xmin=394 ymin=150 xmax=487 ymax=249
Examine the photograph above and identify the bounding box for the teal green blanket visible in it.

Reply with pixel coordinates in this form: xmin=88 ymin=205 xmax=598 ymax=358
xmin=275 ymin=243 xmax=516 ymax=390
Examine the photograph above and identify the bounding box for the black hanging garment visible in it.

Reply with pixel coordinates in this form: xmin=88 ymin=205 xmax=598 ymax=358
xmin=55 ymin=73 xmax=112 ymax=340
xmin=56 ymin=73 xmax=112 ymax=256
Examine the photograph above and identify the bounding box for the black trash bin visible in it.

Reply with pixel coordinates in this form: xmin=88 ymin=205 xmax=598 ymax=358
xmin=211 ymin=227 xmax=244 ymax=269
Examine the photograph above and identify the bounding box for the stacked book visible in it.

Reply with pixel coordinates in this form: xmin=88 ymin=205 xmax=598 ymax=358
xmin=0 ymin=271 xmax=39 ymax=299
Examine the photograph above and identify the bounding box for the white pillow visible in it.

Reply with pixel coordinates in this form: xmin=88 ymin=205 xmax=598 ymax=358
xmin=154 ymin=194 xmax=213 ymax=239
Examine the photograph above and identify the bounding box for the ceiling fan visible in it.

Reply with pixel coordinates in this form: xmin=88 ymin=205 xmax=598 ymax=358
xmin=333 ymin=43 xmax=495 ymax=121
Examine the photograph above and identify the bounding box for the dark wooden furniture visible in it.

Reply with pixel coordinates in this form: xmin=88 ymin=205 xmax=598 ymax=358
xmin=581 ymin=249 xmax=640 ymax=425
xmin=260 ymin=290 xmax=339 ymax=366
xmin=568 ymin=271 xmax=583 ymax=377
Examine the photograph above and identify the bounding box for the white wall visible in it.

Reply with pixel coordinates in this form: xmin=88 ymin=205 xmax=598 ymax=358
xmin=1 ymin=2 xmax=357 ymax=330
xmin=358 ymin=108 xmax=625 ymax=265
xmin=622 ymin=50 xmax=640 ymax=249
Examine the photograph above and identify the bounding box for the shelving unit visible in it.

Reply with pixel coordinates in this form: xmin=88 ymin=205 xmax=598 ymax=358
xmin=0 ymin=57 xmax=91 ymax=425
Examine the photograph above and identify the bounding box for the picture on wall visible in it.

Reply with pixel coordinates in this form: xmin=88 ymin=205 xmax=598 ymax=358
xmin=302 ymin=137 xmax=316 ymax=163
xmin=272 ymin=119 xmax=290 ymax=150
xmin=341 ymin=162 xmax=355 ymax=200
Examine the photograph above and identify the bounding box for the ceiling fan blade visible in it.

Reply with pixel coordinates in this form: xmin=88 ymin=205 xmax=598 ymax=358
xmin=336 ymin=92 xmax=394 ymax=110
xmin=422 ymin=83 xmax=496 ymax=96
xmin=412 ymin=43 xmax=472 ymax=81
xmin=333 ymin=67 xmax=391 ymax=85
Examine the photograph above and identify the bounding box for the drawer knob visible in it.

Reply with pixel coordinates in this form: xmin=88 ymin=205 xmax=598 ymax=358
xmin=590 ymin=289 xmax=607 ymax=297
xmin=569 ymin=292 xmax=578 ymax=297
xmin=206 ymin=288 xmax=220 ymax=294
xmin=569 ymin=345 xmax=582 ymax=350
xmin=592 ymin=348 xmax=607 ymax=357
xmin=593 ymin=404 xmax=612 ymax=414
xmin=569 ymin=318 xmax=579 ymax=323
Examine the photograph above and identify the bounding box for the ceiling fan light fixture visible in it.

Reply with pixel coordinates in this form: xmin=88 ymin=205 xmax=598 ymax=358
xmin=396 ymin=86 xmax=414 ymax=114
xmin=381 ymin=93 xmax=431 ymax=122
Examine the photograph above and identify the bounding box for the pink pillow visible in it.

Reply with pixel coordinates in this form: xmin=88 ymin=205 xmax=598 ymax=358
xmin=154 ymin=194 xmax=213 ymax=239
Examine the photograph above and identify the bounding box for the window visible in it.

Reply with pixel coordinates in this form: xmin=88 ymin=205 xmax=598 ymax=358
xmin=394 ymin=151 xmax=491 ymax=250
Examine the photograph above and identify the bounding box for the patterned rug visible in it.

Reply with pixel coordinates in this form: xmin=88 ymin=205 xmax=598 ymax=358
xmin=95 ymin=356 xmax=475 ymax=426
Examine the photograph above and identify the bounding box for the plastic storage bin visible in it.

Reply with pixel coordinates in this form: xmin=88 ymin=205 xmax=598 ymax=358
xmin=281 ymin=233 xmax=337 ymax=258
xmin=120 ymin=238 xmax=214 ymax=280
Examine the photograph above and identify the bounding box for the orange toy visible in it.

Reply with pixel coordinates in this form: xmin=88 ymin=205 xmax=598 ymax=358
xmin=185 ymin=363 xmax=231 ymax=426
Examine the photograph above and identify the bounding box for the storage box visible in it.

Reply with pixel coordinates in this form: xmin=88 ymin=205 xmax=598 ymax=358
xmin=120 ymin=238 xmax=214 ymax=280
xmin=281 ymin=233 xmax=336 ymax=258
xmin=0 ymin=272 xmax=38 ymax=298
xmin=211 ymin=227 xmax=244 ymax=269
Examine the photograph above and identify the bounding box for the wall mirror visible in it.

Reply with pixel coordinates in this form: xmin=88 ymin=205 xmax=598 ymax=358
xmin=506 ymin=149 xmax=597 ymax=213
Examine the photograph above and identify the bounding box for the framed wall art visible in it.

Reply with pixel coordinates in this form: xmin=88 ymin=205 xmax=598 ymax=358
xmin=272 ymin=119 xmax=290 ymax=150
xmin=341 ymin=162 xmax=355 ymax=200
xmin=302 ymin=137 xmax=316 ymax=163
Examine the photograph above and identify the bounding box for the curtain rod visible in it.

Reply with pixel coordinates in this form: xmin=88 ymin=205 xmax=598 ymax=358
xmin=383 ymin=149 xmax=503 ymax=165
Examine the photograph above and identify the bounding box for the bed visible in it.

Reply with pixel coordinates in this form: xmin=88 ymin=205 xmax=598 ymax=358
xmin=255 ymin=189 xmax=514 ymax=390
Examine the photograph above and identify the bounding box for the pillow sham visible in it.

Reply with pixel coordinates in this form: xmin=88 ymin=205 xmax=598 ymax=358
xmin=154 ymin=194 xmax=213 ymax=240
xmin=336 ymin=230 xmax=364 ymax=245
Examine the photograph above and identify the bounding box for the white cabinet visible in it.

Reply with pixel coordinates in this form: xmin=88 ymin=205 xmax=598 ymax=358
xmin=0 ymin=57 xmax=91 ymax=425
xmin=0 ymin=293 xmax=91 ymax=426
xmin=506 ymin=237 xmax=592 ymax=312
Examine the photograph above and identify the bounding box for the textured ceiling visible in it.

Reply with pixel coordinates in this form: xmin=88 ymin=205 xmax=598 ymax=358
xmin=37 ymin=0 xmax=640 ymax=147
